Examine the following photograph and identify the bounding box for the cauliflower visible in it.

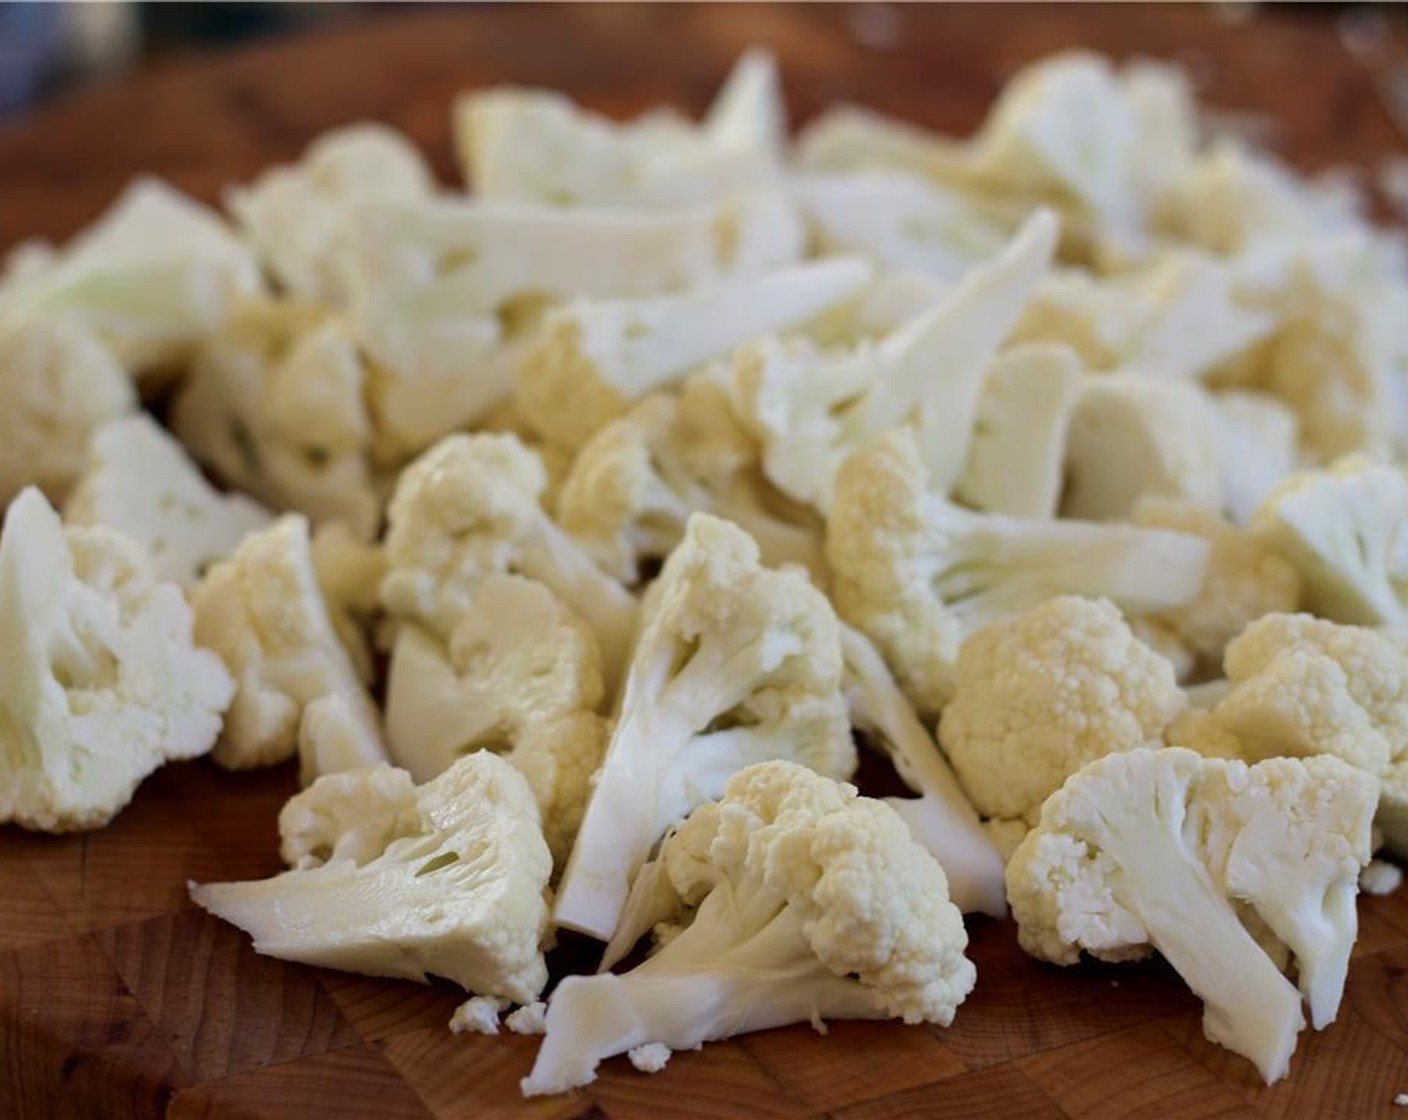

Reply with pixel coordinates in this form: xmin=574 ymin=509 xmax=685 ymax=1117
xmin=457 ymin=49 xmax=784 ymax=206
xmin=342 ymin=191 xmax=804 ymax=455
xmin=190 ymin=515 xmax=382 ymax=770
xmin=938 ymin=596 xmax=1186 ymax=826
xmin=1132 ymin=498 xmax=1302 ymax=666
xmin=556 ymin=374 xmax=823 ymax=585
xmin=553 ymin=514 xmax=855 ymax=941
xmin=297 ymin=692 xmax=389 ymax=787
xmin=840 ymin=623 xmax=1007 ymax=917
xmin=1007 ymin=748 xmax=1377 ymax=1082
xmin=1211 ymin=390 xmax=1301 ymax=526
xmin=0 ymin=315 xmax=135 ymax=506
xmin=385 ymin=575 xmax=607 ymax=864
xmin=514 ymin=256 xmax=871 ymax=453
xmin=173 ymin=299 xmax=383 ymax=540
xmin=1061 ymin=377 xmax=1223 ymax=522
xmin=65 ymin=413 xmax=272 ymax=587
xmin=0 ymin=488 xmax=234 ymax=832
xmin=954 ymin=342 xmax=1082 ymax=519
xmin=728 ymin=210 xmax=1059 ymax=513
xmin=1360 ymin=860 xmax=1403 ymax=896
xmin=0 ymin=178 xmax=259 ymax=381
xmin=379 ymin=433 xmax=638 ymax=682
xmin=192 ymin=752 xmax=553 ymax=1005
xmin=227 ymin=123 xmax=434 ymax=304
xmin=1251 ymin=456 xmax=1408 ymax=626
xmin=795 ymin=103 xmax=975 ymax=182
xmin=309 ymin=522 xmax=386 ymax=684
xmin=525 ymin=760 xmax=975 ymax=1096
xmin=278 ymin=762 xmax=419 ymax=869
xmin=826 ymin=430 xmax=1211 ymax=715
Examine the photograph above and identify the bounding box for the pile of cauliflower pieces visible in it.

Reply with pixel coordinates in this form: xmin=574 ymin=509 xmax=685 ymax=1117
xmin=6 ymin=46 xmax=1408 ymax=1094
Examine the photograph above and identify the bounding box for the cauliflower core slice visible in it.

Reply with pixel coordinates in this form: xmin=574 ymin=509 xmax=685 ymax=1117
xmin=0 ymin=489 xmax=234 ymax=831
xmin=826 ymin=430 xmax=1211 ymax=716
xmin=191 ymin=515 xmax=382 ymax=770
xmin=1007 ymin=748 xmax=1376 ymax=1082
xmin=553 ymin=514 xmax=855 ymax=942
xmin=526 ymin=761 xmax=975 ymax=1096
xmin=193 ymin=753 xmax=552 ymax=1005
xmin=65 ymin=413 xmax=272 ymax=587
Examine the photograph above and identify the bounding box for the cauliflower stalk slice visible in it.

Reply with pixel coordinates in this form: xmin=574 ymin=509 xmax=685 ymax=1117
xmin=553 ymin=514 xmax=855 ymax=942
xmin=192 ymin=753 xmax=552 ymax=1005
xmin=729 ymin=209 xmax=1058 ymax=513
xmin=1007 ymin=748 xmax=1376 ymax=1083
xmin=0 ymin=489 xmax=234 ymax=832
xmin=826 ymin=429 xmax=1211 ymax=716
xmin=525 ymin=760 xmax=975 ymax=1096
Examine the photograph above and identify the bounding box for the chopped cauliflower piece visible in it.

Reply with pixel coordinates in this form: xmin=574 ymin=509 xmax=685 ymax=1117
xmin=310 ymin=523 xmax=386 ymax=683
xmin=297 ymin=692 xmax=389 ymax=787
xmin=227 ymin=123 xmax=434 ymax=304
xmin=65 ymin=413 xmax=271 ymax=587
xmin=526 ymin=761 xmax=974 ymax=1096
xmin=1007 ymin=748 xmax=1376 ymax=1082
xmin=385 ymin=575 xmax=607 ymax=864
xmin=729 ymin=210 xmax=1059 ymax=512
xmin=955 ymin=342 xmax=1081 ymax=519
xmin=826 ymin=429 xmax=1211 ymax=715
xmin=794 ymin=103 xmax=975 ymax=183
xmin=0 ymin=489 xmax=234 ymax=831
xmin=450 ymin=996 xmax=507 ymax=1036
xmin=1062 ymin=377 xmax=1223 ymax=521
xmin=627 ymin=1044 xmax=672 ymax=1075
xmin=506 ymin=1002 xmax=548 ymax=1036
xmin=939 ymin=596 xmax=1186 ymax=826
xmin=515 ymin=257 xmax=871 ymax=453
xmin=0 ymin=315 xmax=135 ymax=506
xmin=553 ymin=514 xmax=854 ymax=942
xmin=278 ymin=763 xmax=419 ymax=870
xmin=1360 ymin=860 xmax=1403 ymax=896
xmin=1211 ymin=390 xmax=1301 ymax=526
xmin=191 ymin=515 xmax=382 ymax=770
xmin=192 ymin=753 xmax=552 ymax=1005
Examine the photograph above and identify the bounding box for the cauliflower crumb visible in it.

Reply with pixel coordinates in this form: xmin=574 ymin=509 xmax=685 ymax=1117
xmin=1360 ymin=860 xmax=1404 ymax=897
xmin=450 ymin=995 xmax=507 ymax=1036
xmin=627 ymin=1043 xmax=673 ymax=1074
xmin=505 ymin=1002 xmax=549 ymax=1035
xmin=1396 ymin=1093 xmax=1408 ymax=1108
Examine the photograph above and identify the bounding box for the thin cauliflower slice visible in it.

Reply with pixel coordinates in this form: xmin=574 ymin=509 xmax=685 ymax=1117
xmin=1007 ymin=748 xmax=1375 ymax=1083
xmin=0 ymin=314 xmax=135 ymax=507
xmin=192 ymin=752 xmax=552 ymax=1005
xmin=525 ymin=760 xmax=975 ymax=1096
xmin=938 ymin=596 xmax=1186 ymax=826
xmin=191 ymin=515 xmax=382 ymax=770
xmin=553 ymin=514 xmax=855 ymax=942
xmin=825 ymin=429 xmax=1211 ymax=716
xmin=0 ymin=489 xmax=234 ymax=832
xmin=278 ymin=763 xmax=420 ymax=869
xmin=65 ymin=413 xmax=272 ymax=587
xmin=1133 ymin=498 xmax=1302 ymax=667
xmin=385 ymin=574 xmax=607 ymax=864
xmin=556 ymin=374 xmax=823 ymax=585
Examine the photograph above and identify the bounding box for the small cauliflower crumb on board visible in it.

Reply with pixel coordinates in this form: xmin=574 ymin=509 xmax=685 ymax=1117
xmin=5 ymin=5 xmax=1408 ymax=1118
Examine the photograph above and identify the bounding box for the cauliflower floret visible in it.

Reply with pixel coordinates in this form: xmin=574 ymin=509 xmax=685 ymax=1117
xmin=1007 ymin=748 xmax=1376 ymax=1083
xmin=794 ymin=103 xmax=974 ymax=183
xmin=1251 ymin=456 xmax=1408 ymax=626
xmin=0 ymin=489 xmax=234 ymax=831
xmin=310 ymin=522 xmax=385 ymax=684
xmin=379 ymin=433 xmax=639 ymax=683
xmin=728 ymin=210 xmax=1058 ymax=513
xmin=955 ymin=342 xmax=1082 ymax=519
xmin=525 ymin=760 xmax=975 ymax=1096
xmin=826 ymin=429 xmax=1211 ymax=715
xmin=191 ymin=515 xmax=382 ymax=770
xmin=1359 ymin=859 xmax=1403 ymax=896
xmin=278 ymin=762 xmax=419 ymax=869
xmin=0 ymin=178 xmax=259 ymax=381
xmin=556 ymin=375 xmax=823 ymax=585
xmin=227 ymin=123 xmax=434 ymax=304
xmin=553 ymin=514 xmax=855 ymax=941
xmin=938 ymin=596 xmax=1186 ymax=826
xmin=1211 ymin=390 xmax=1301 ymax=526
xmin=514 ymin=257 xmax=870 ymax=454
xmin=451 ymin=996 xmax=508 ymax=1036
xmin=65 ymin=413 xmax=272 ymax=587
xmin=192 ymin=753 xmax=552 ymax=1005
xmin=0 ymin=315 xmax=135 ymax=506
xmin=297 ymin=692 xmax=389 ymax=787
xmin=1132 ymin=498 xmax=1302 ymax=667
xmin=385 ymin=575 xmax=607 ymax=864
xmin=174 ymin=299 xmax=383 ymax=540
xmin=1061 ymin=377 xmax=1223 ymax=521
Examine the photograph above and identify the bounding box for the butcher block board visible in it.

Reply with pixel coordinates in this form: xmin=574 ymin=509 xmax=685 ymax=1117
xmin=3 ymin=5 xmax=1408 ymax=1118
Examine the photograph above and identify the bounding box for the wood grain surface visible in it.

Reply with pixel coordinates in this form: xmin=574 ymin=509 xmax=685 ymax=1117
xmin=2 ymin=5 xmax=1408 ymax=1119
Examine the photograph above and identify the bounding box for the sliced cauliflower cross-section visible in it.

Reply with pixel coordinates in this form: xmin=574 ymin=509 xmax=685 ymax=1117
xmin=524 ymin=760 xmax=975 ymax=1096
xmin=278 ymin=762 xmax=420 ymax=870
xmin=0 ymin=489 xmax=234 ymax=831
xmin=192 ymin=753 xmax=552 ymax=1005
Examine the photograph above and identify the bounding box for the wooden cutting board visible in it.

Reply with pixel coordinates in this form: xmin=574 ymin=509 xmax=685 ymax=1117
xmin=3 ymin=5 xmax=1408 ymax=1118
